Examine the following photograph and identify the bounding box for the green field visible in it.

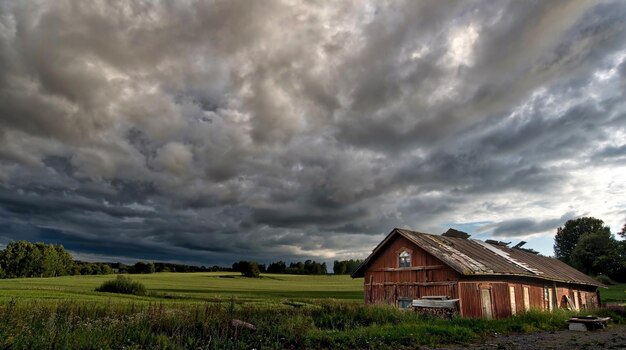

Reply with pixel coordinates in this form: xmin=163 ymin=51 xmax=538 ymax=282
xmin=0 ymin=272 xmax=364 ymax=305
xmin=601 ymin=283 xmax=626 ymax=304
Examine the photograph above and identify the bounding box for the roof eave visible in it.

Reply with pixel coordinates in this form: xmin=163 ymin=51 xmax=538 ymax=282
xmin=461 ymin=272 xmax=602 ymax=288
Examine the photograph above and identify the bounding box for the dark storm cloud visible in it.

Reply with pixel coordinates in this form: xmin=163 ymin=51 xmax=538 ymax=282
xmin=0 ymin=0 xmax=625 ymax=264
xmin=480 ymin=212 xmax=578 ymax=239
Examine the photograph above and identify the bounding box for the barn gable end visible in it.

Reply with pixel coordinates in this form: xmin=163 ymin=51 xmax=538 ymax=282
xmin=356 ymin=231 xmax=460 ymax=306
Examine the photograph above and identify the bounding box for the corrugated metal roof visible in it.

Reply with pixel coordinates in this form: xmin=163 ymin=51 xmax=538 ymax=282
xmin=352 ymin=228 xmax=600 ymax=287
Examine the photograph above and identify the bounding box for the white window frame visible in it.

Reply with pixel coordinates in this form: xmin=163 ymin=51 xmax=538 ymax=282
xmin=398 ymin=250 xmax=411 ymax=268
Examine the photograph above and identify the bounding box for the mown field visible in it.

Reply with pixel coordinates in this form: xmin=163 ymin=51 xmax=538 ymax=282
xmin=600 ymin=283 xmax=626 ymax=304
xmin=0 ymin=272 xmax=363 ymax=305
xmin=0 ymin=273 xmax=624 ymax=349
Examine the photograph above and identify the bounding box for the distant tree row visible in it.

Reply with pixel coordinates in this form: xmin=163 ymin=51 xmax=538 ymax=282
xmin=0 ymin=240 xmax=363 ymax=280
xmin=73 ymin=261 xmax=114 ymax=275
xmin=554 ymin=217 xmax=626 ymax=282
xmin=73 ymin=261 xmax=209 ymax=276
xmin=111 ymin=262 xmax=229 ymax=274
xmin=332 ymin=259 xmax=363 ymax=275
xmin=0 ymin=240 xmax=233 ymax=280
xmin=0 ymin=241 xmax=74 ymax=278
xmin=233 ymin=259 xmax=329 ymax=277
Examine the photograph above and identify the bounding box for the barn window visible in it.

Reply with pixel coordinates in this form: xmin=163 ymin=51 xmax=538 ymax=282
xmin=397 ymin=299 xmax=412 ymax=310
xmin=399 ymin=251 xmax=411 ymax=267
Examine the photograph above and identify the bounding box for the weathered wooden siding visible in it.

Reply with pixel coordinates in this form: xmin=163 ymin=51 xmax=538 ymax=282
xmin=364 ymin=235 xmax=460 ymax=305
xmin=512 ymin=283 xmax=525 ymax=314
xmin=459 ymin=282 xmax=482 ymax=317
xmin=459 ymin=282 xmax=514 ymax=318
xmin=458 ymin=279 xmax=599 ymax=318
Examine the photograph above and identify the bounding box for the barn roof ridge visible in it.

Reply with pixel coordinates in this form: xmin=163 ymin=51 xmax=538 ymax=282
xmin=351 ymin=227 xmax=601 ymax=287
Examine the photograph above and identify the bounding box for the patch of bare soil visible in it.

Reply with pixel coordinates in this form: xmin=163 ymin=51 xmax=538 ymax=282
xmin=429 ymin=325 xmax=626 ymax=350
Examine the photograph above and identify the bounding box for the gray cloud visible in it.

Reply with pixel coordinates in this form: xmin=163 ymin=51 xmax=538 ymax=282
xmin=0 ymin=0 xmax=625 ymax=265
xmin=479 ymin=212 xmax=578 ymax=239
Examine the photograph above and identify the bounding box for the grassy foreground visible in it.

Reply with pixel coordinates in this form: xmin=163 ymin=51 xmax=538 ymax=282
xmin=0 ymin=273 xmax=624 ymax=349
xmin=4 ymin=299 xmax=623 ymax=350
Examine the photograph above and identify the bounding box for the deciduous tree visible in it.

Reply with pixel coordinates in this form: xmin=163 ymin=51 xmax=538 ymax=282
xmin=554 ymin=217 xmax=610 ymax=264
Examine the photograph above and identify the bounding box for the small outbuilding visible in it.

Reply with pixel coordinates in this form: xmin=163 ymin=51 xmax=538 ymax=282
xmin=351 ymin=228 xmax=602 ymax=319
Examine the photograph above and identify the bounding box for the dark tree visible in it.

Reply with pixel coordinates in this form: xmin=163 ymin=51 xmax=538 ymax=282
xmin=287 ymin=262 xmax=305 ymax=274
xmin=554 ymin=217 xmax=610 ymax=264
xmin=570 ymin=231 xmax=625 ymax=280
xmin=333 ymin=260 xmax=346 ymax=275
xmin=0 ymin=241 xmax=75 ymax=279
xmin=132 ymin=261 xmax=155 ymax=274
xmin=333 ymin=259 xmax=363 ymax=275
xmin=233 ymin=261 xmax=260 ymax=278
xmin=267 ymin=261 xmax=286 ymax=273
xmin=56 ymin=245 xmax=74 ymax=276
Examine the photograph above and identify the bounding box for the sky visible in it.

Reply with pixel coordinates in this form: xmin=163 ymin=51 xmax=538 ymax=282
xmin=0 ymin=0 xmax=625 ymax=267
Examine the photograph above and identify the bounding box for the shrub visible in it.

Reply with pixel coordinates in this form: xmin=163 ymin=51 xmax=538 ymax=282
xmin=233 ymin=261 xmax=260 ymax=278
xmin=595 ymin=274 xmax=615 ymax=285
xmin=95 ymin=275 xmax=147 ymax=296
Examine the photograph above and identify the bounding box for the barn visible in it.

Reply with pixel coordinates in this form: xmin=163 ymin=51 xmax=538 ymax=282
xmin=351 ymin=228 xmax=602 ymax=319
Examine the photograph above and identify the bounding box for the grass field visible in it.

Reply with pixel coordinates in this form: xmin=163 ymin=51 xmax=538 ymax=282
xmin=0 ymin=272 xmax=364 ymax=305
xmin=0 ymin=273 xmax=624 ymax=349
xmin=600 ymin=283 xmax=626 ymax=304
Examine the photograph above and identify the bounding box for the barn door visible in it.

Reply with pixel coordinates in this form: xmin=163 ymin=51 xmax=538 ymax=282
xmin=509 ymin=286 xmax=516 ymax=315
xmin=523 ymin=287 xmax=530 ymax=311
xmin=481 ymin=288 xmax=493 ymax=320
xmin=573 ymin=290 xmax=580 ymax=310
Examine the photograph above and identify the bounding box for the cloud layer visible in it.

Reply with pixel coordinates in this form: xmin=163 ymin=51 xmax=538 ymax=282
xmin=1 ymin=0 xmax=625 ymax=265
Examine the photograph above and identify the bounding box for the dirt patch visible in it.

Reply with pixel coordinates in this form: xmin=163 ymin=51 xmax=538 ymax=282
xmin=429 ymin=325 xmax=626 ymax=350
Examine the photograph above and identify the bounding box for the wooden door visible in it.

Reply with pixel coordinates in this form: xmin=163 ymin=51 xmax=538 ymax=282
xmin=481 ymin=288 xmax=493 ymax=320
xmin=547 ymin=288 xmax=554 ymax=311
xmin=509 ymin=286 xmax=517 ymax=315
xmin=523 ymin=287 xmax=530 ymax=311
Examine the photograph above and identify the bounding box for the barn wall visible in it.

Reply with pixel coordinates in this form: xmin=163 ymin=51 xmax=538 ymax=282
xmin=363 ymin=235 xmax=460 ymax=305
xmin=459 ymin=278 xmax=599 ymax=319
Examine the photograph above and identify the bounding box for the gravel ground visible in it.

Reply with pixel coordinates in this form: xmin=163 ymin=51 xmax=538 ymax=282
xmin=428 ymin=325 xmax=626 ymax=350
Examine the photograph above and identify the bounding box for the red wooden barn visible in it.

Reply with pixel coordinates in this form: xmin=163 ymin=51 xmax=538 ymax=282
xmin=351 ymin=228 xmax=602 ymax=319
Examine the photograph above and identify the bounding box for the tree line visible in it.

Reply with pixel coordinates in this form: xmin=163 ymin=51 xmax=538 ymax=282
xmin=332 ymin=259 xmax=363 ymax=275
xmin=232 ymin=259 xmax=329 ymax=277
xmin=0 ymin=240 xmax=362 ymax=280
xmin=0 ymin=241 xmax=231 ymax=279
xmin=111 ymin=262 xmax=228 ymax=274
xmin=554 ymin=217 xmax=626 ymax=282
xmin=231 ymin=259 xmax=363 ymax=277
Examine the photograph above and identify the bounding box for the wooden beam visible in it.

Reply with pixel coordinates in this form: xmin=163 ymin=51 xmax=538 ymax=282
xmin=366 ymin=281 xmax=457 ymax=287
xmin=412 ymin=299 xmax=459 ymax=309
xmin=370 ymin=265 xmax=445 ymax=272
